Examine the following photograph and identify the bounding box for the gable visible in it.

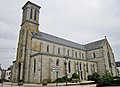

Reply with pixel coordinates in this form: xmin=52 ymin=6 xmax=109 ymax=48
xmin=84 ymin=39 xmax=106 ymax=51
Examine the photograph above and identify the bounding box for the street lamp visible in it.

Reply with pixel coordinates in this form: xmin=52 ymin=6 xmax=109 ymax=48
xmin=64 ymin=55 xmax=68 ymax=86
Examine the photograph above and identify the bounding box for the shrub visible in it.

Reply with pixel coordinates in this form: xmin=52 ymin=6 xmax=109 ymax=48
xmin=88 ymin=72 xmax=114 ymax=86
xmin=88 ymin=72 xmax=99 ymax=82
xmin=55 ymin=76 xmax=70 ymax=82
xmin=56 ymin=78 xmax=64 ymax=82
xmin=68 ymin=78 xmax=72 ymax=82
xmin=72 ymin=73 xmax=80 ymax=79
xmin=97 ymin=72 xmax=113 ymax=86
xmin=62 ymin=76 xmax=68 ymax=81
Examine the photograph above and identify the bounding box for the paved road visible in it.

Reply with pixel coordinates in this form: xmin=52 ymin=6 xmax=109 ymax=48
xmin=0 ymin=82 xmax=97 ymax=87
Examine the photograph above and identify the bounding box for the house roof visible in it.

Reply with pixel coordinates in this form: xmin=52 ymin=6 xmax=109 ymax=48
xmin=116 ymin=62 xmax=120 ymax=67
xmin=84 ymin=39 xmax=106 ymax=50
xmin=32 ymin=32 xmax=106 ymax=51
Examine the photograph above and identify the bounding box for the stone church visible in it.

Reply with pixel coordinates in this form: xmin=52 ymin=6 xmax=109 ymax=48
xmin=11 ymin=1 xmax=117 ymax=83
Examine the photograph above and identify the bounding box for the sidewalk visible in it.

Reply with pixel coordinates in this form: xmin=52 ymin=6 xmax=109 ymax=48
xmin=23 ymin=81 xmax=96 ymax=87
xmin=0 ymin=81 xmax=97 ymax=87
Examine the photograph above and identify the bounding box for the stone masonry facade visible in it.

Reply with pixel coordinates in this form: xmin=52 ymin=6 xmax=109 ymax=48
xmin=11 ymin=1 xmax=117 ymax=83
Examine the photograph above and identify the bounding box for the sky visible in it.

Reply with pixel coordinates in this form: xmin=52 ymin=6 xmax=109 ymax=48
xmin=0 ymin=0 xmax=120 ymax=69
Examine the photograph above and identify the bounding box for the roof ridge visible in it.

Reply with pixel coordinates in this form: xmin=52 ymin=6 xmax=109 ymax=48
xmin=39 ymin=31 xmax=84 ymax=46
xmin=84 ymin=39 xmax=105 ymax=45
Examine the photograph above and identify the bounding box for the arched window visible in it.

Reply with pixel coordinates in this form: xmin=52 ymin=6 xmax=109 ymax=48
xmin=56 ymin=59 xmax=59 ymax=66
xmin=83 ymin=63 xmax=86 ymax=80
xmin=93 ymin=52 xmax=96 ymax=58
xmin=79 ymin=62 xmax=82 ymax=70
xmin=58 ymin=48 xmax=60 ymax=54
xmin=18 ymin=62 xmax=21 ymax=80
xmin=34 ymin=59 xmax=36 ymax=73
xmin=67 ymin=50 xmax=69 ymax=56
xmin=86 ymin=63 xmax=88 ymax=72
xmin=34 ymin=10 xmax=36 ymax=20
xmin=74 ymin=62 xmax=76 ymax=72
xmin=107 ymin=52 xmax=112 ymax=68
xmin=30 ymin=8 xmax=33 ymax=19
xmin=77 ymin=62 xmax=79 ymax=73
xmin=75 ymin=51 xmax=77 ymax=58
xmin=47 ymin=45 xmax=49 ymax=52
xmin=107 ymin=52 xmax=110 ymax=58
xmin=68 ymin=61 xmax=71 ymax=73
xmin=79 ymin=52 xmax=81 ymax=59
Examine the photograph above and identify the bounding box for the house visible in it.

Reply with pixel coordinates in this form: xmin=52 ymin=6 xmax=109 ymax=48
xmin=5 ymin=67 xmax=11 ymax=82
xmin=115 ymin=61 xmax=120 ymax=77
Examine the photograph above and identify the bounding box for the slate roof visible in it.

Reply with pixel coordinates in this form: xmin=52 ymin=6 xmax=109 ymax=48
xmin=32 ymin=32 xmax=86 ymax=50
xmin=84 ymin=39 xmax=106 ymax=50
xmin=32 ymin=32 xmax=106 ymax=51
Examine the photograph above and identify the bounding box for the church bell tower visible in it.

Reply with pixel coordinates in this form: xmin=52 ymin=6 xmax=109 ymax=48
xmin=21 ymin=1 xmax=41 ymax=32
xmin=15 ymin=1 xmax=41 ymax=82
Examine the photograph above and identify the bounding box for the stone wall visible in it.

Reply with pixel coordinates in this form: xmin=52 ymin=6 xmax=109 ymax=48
xmin=29 ymin=52 xmax=97 ymax=83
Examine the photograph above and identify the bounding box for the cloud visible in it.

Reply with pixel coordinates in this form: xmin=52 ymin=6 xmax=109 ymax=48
xmin=0 ymin=48 xmax=16 ymax=69
xmin=0 ymin=0 xmax=120 ymax=69
xmin=40 ymin=0 xmax=120 ymax=61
